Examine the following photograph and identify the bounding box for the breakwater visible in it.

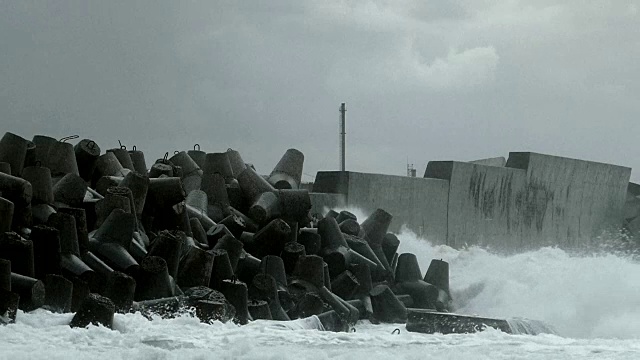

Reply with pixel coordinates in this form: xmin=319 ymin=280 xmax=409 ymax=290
xmin=313 ymin=152 xmax=632 ymax=250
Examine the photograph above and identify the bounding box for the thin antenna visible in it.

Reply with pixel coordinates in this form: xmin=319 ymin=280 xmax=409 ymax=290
xmin=339 ymin=103 xmax=346 ymax=171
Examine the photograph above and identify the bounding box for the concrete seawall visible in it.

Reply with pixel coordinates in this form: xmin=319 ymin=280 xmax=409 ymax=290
xmin=313 ymin=171 xmax=449 ymax=244
xmin=313 ymin=152 xmax=631 ymax=250
xmin=424 ymin=161 xmax=526 ymax=249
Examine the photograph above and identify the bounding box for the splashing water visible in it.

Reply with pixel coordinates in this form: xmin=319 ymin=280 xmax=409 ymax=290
xmin=395 ymin=226 xmax=640 ymax=339
xmin=331 ymin=206 xmax=640 ymax=339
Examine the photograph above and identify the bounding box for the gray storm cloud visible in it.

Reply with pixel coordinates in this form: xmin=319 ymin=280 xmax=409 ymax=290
xmin=1 ymin=1 xmax=639 ymax=181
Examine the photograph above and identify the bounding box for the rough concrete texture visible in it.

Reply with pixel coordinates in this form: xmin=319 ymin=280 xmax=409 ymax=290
xmin=506 ymin=152 xmax=630 ymax=249
xmin=314 ymin=171 xmax=449 ymax=244
xmin=468 ymin=157 xmax=507 ymax=167
xmin=313 ymin=152 xmax=630 ymax=251
xmin=424 ymin=161 xmax=527 ymax=249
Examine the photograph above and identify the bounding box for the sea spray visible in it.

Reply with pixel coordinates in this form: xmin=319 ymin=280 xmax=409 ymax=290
xmin=395 ymin=225 xmax=640 ymax=339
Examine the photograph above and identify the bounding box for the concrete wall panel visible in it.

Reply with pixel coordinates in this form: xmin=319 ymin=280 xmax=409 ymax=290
xmin=425 ymin=161 xmax=527 ymax=249
xmin=507 ymin=152 xmax=630 ymax=248
xmin=314 ymin=171 xmax=449 ymax=244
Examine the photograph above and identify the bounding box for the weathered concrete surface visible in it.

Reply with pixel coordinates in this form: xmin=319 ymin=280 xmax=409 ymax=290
xmin=506 ymin=152 xmax=630 ymax=249
xmin=468 ymin=157 xmax=506 ymax=167
xmin=623 ymin=183 xmax=640 ymax=221
xmin=424 ymin=161 xmax=527 ymax=249
xmin=312 ymin=153 xmax=630 ymax=251
xmin=314 ymin=171 xmax=449 ymax=244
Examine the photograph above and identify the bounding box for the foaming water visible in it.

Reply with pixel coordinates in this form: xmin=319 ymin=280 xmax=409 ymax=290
xmin=395 ymin=226 xmax=640 ymax=339
xmin=329 ymin=206 xmax=640 ymax=339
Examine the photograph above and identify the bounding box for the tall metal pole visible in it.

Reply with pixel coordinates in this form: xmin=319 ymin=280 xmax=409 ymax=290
xmin=339 ymin=103 xmax=346 ymax=171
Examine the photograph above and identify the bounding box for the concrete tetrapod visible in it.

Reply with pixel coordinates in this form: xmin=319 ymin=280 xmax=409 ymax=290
xmin=103 ymin=271 xmax=136 ymax=313
xmin=394 ymin=253 xmax=439 ymax=310
xmin=31 ymin=135 xmax=58 ymax=167
xmin=0 ymin=132 xmax=29 ymax=177
xmin=106 ymin=148 xmax=135 ymax=172
xmin=30 ymin=225 xmax=62 ymax=280
xmin=382 ymin=233 xmax=400 ymax=265
xmin=281 ymin=241 xmax=306 ymax=275
xmin=0 ymin=197 xmax=14 ymax=233
xmin=127 ymin=147 xmax=148 ymax=177
xmin=46 ymin=140 xmax=80 ymax=177
xmin=187 ymin=145 xmax=206 ymax=170
xmin=74 ymin=139 xmax=101 ymax=182
xmin=317 ymin=217 xmax=377 ymax=279
xmin=208 ymin=249 xmax=234 ymax=290
xmin=259 ymin=255 xmax=293 ymax=311
xmin=48 ymin=213 xmax=98 ymax=290
xmin=53 ymin=173 xmax=88 ymax=208
xmin=70 ymin=293 xmax=115 ymax=329
xmin=0 ymin=162 xmax=10 ymax=175
xmin=43 ymin=274 xmax=73 ymax=313
xmin=0 ymin=258 xmax=11 ymax=291
xmin=21 ymin=166 xmax=54 ymax=206
xmin=135 ymin=256 xmax=176 ymax=301
xmin=177 ymin=245 xmax=214 ymax=288
xmin=0 ymin=172 xmax=33 ymax=229
xmin=88 ymin=209 xmax=139 ymax=276
xmin=360 ymin=209 xmax=394 ymax=278
xmin=10 ymin=273 xmax=45 ymax=311
xmin=268 ymin=148 xmax=304 ymax=190
xmin=0 ymin=232 xmax=35 ymax=278
xmin=250 ymin=273 xmax=290 ymax=321
xmin=248 ymin=219 xmax=291 ymax=258
xmin=424 ymin=259 xmax=452 ymax=311
xmin=219 ymin=279 xmax=250 ymax=324
xmin=369 ymin=284 xmax=407 ymax=323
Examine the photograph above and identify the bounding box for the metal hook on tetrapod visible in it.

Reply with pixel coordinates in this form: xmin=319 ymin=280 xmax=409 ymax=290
xmin=59 ymin=135 xmax=79 ymax=143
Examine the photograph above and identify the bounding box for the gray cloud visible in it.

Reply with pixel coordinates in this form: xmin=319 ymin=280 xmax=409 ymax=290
xmin=2 ymin=1 xmax=639 ymax=181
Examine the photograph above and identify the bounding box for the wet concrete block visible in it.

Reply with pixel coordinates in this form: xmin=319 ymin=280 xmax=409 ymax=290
xmin=10 ymin=273 xmax=45 ymax=311
xmin=44 ymin=274 xmax=73 ymax=313
xmin=0 ymin=288 xmax=19 ymax=324
xmin=104 ymin=271 xmax=136 ymax=313
xmin=0 ymin=232 xmax=35 ymax=277
xmin=70 ymin=293 xmax=115 ymax=329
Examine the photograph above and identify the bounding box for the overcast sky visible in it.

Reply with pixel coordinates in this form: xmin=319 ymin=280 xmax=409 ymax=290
xmin=2 ymin=1 xmax=639 ymax=181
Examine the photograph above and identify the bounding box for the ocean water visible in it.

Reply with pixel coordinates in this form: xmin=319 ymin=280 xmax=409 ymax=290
xmin=3 ymin=209 xmax=640 ymax=359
